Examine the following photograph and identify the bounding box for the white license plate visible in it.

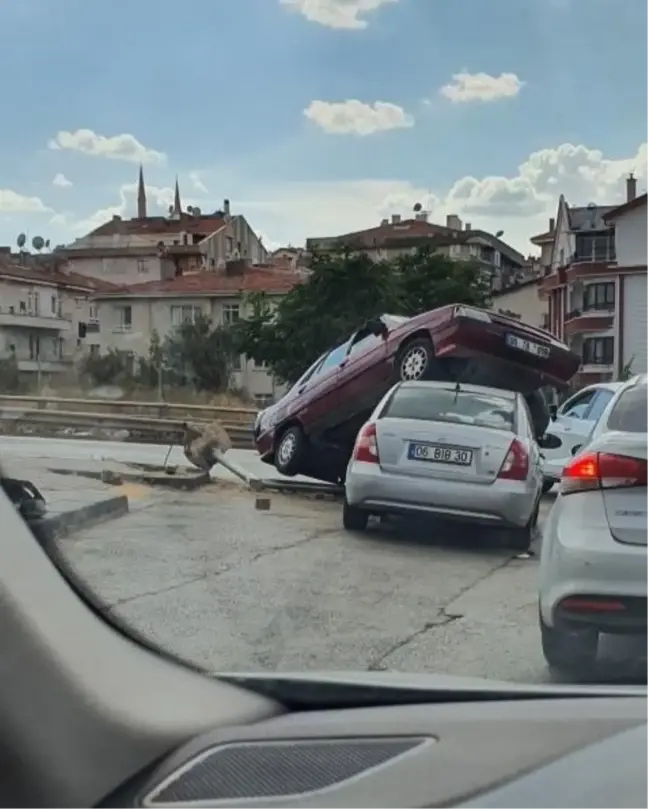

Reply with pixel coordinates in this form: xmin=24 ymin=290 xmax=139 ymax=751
xmin=505 ymin=333 xmax=550 ymax=358
xmin=408 ymin=443 xmax=473 ymax=465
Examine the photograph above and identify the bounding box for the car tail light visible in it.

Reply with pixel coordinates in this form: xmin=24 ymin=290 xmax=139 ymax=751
xmin=353 ymin=423 xmax=380 ymax=464
xmin=497 ymin=438 xmax=529 ymax=481
xmin=560 ymin=452 xmax=648 ymax=495
xmin=453 ymin=305 xmax=491 ymax=323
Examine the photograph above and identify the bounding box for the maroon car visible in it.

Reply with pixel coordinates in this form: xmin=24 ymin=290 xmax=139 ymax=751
xmin=254 ymin=305 xmax=580 ymax=483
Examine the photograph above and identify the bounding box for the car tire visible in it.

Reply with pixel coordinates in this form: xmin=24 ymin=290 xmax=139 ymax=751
xmin=396 ymin=337 xmax=435 ymax=382
xmin=275 ymin=425 xmax=305 ymax=477
xmin=540 ymin=610 xmax=599 ymax=676
xmin=342 ymin=499 xmax=369 ymax=531
xmin=506 ymin=501 xmax=539 ymax=552
xmin=525 ymin=389 xmax=551 ymax=440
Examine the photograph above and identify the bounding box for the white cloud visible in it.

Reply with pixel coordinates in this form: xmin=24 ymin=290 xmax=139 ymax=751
xmin=189 ymin=171 xmax=208 ymax=193
xmin=52 ymin=172 xmax=73 ymax=188
xmin=280 ymin=0 xmax=397 ymax=29
xmin=304 ymin=99 xmax=413 ymax=135
xmin=48 ymin=128 xmax=166 ymax=164
xmin=440 ymin=71 xmax=525 ymax=103
xmin=0 ymin=189 xmax=50 ymax=213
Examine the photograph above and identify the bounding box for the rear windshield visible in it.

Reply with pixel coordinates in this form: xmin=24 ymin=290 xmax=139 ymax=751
xmin=383 ymin=386 xmax=516 ymax=431
xmin=606 ymin=383 xmax=647 ymax=433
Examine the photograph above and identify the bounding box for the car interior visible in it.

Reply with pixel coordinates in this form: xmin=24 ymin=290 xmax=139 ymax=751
xmin=0 ymin=477 xmax=646 ymax=808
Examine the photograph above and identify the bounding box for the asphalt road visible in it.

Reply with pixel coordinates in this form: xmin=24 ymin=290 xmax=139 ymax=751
xmin=2 ymin=436 xmax=643 ymax=684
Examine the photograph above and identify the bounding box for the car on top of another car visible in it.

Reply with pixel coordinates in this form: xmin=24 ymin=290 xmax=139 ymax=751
xmin=253 ymin=304 xmax=580 ymax=484
xmin=539 ymin=373 xmax=647 ymax=676
xmin=343 ymin=380 xmax=562 ymax=552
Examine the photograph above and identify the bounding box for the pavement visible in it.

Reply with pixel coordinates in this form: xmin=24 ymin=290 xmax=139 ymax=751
xmin=1 ymin=436 xmax=644 ymax=685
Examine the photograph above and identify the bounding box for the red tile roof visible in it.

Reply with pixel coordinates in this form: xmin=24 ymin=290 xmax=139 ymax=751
xmin=86 ymin=213 xmax=227 ymax=238
xmin=328 ymin=218 xmax=455 ymax=248
xmin=0 ymin=258 xmax=120 ymax=292
xmin=94 ymin=268 xmax=303 ymax=298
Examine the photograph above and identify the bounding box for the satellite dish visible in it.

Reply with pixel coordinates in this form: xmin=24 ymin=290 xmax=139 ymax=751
xmin=413 ymin=202 xmax=422 ymax=212
xmin=193 ymin=206 xmax=201 ymax=216
xmin=495 ymin=230 xmax=504 ymax=238
xmin=187 ymin=205 xmax=194 ymax=214
xmin=16 ymin=233 xmax=26 ymax=249
xmin=32 ymin=235 xmax=45 ymax=252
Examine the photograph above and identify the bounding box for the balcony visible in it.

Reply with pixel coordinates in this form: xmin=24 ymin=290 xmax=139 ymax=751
xmin=15 ymin=358 xmax=73 ymax=373
xmin=563 ymin=306 xmax=614 ymax=337
xmin=0 ymin=309 xmax=72 ymax=331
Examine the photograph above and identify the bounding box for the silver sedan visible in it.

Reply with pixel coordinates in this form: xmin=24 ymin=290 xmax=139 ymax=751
xmin=343 ymin=380 xmax=559 ymax=551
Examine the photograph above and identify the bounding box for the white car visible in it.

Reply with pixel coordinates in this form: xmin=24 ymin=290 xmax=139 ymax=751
xmin=343 ymin=381 xmax=559 ymax=552
xmin=542 ymin=382 xmax=623 ymax=487
xmin=539 ymin=374 xmax=647 ymax=675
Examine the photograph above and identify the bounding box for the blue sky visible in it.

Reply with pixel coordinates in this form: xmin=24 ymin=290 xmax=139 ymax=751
xmin=0 ymin=0 xmax=646 ymax=252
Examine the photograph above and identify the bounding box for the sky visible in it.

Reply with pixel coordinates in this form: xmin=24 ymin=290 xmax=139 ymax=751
xmin=0 ymin=0 xmax=646 ymax=254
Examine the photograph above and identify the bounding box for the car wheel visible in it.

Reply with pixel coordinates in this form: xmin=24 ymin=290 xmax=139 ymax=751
xmin=525 ymin=389 xmax=550 ymax=441
xmin=275 ymin=425 xmax=305 ymax=477
xmin=506 ymin=502 xmax=539 ymax=552
xmin=342 ymin=499 xmax=369 ymax=531
xmin=540 ymin=610 xmax=599 ymax=676
xmin=396 ymin=337 xmax=434 ymax=382
xmin=542 ymin=478 xmax=554 ymax=495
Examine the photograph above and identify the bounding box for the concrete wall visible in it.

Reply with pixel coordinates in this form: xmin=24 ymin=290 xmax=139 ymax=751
xmin=614 ymin=205 xmax=647 ymax=267
xmin=489 ymin=280 xmax=547 ymax=328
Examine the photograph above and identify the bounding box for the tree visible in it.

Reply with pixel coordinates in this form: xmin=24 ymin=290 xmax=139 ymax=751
xmin=163 ymin=313 xmax=237 ymax=392
xmin=234 ymin=247 xmax=492 ymax=384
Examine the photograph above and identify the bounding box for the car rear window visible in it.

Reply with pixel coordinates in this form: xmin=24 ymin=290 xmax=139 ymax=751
xmin=606 ymin=383 xmax=647 ymax=433
xmin=382 ymin=386 xmax=516 ymax=431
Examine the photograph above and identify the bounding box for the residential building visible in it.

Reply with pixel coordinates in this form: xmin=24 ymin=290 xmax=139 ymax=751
xmin=60 ymin=169 xmax=269 ymax=286
xmin=306 ymin=213 xmax=533 ymax=292
xmin=537 ymin=175 xmax=647 ymax=382
xmin=0 ymin=250 xmax=116 ymax=381
xmin=91 ymin=263 xmax=302 ymax=405
xmin=488 ymin=275 xmax=548 ymax=330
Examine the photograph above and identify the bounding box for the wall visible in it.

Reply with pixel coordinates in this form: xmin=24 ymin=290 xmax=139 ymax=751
xmin=622 ymin=275 xmax=647 ymax=374
xmin=488 ymin=280 xmax=547 ymax=328
xmin=64 ymin=254 xmax=165 ymax=286
xmin=614 ymin=204 xmax=647 ymax=267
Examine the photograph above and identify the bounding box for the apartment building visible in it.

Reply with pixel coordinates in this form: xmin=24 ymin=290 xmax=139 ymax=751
xmin=537 ymin=175 xmax=647 ymax=382
xmin=91 ymin=262 xmax=302 ymax=405
xmin=0 ymin=251 xmax=116 ymax=381
xmin=60 ymin=169 xmax=269 ymax=287
xmin=488 ymin=275 xmax=548 ymax=330
xmin=306 ymin=213 xmax=532 ymax=291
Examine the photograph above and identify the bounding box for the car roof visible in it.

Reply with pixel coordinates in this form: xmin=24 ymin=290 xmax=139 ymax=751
xmin=398 ymin=380 xmax=517 ymax=399
xmin=581 ymin=381 xmax=625 ymax=394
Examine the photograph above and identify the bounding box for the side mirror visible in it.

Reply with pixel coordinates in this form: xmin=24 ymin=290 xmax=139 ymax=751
xmin=366 ymin=318 xmax=389 ymax=339
xmin=538 ymin=433 xmax=562 ymax=450
xmin=571 ymin=443 xmax=583 ymax=456
xmin=549 ymin=404 xmax=558 ymax=421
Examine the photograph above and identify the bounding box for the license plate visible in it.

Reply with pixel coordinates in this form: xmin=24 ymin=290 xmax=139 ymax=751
xmin=505 ymin=333 xmax=550 ymax=358
xmin=408 ymin=443 xmax=473 ymax=465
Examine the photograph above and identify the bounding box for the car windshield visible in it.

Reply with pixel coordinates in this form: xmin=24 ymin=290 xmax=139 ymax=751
xmin=606 ymin=383 xmax=648 ymax=433
xmin=383 ymin=385 xmax=516 ymax=431
xmin=0 ymin=0 xmax=644 ymax=698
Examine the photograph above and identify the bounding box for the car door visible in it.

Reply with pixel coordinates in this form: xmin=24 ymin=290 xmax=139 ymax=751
xmin=292 ymin=339 xmax=352 ymax=435
xmin=334 ymin=328 xmax=390 ymax=421
xmin=542 ymin=386 xmax=602 ymax=478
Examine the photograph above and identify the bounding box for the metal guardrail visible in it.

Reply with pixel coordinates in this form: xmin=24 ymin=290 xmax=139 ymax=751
xmin=0 ymin=394 xmax=258 ymax=425
xmin=0 ymin=408 xmax=255 ymax=449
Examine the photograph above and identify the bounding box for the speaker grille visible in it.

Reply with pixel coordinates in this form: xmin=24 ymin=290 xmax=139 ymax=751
xmin=145 ymin=737 xmax=430 ymax=805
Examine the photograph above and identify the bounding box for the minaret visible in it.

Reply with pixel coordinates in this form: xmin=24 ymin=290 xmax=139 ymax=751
xmin=172 ymin=176 xmax=182 ymax=217
xmin=137 ymin=165 xmax=147 ymax=218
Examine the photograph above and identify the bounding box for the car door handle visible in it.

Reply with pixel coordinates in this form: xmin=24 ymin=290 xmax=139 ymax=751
xmin=339 ymin=360 xmax=348 ymax=368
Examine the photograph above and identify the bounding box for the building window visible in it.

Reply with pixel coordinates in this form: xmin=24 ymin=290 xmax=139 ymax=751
xmin=170 ymin=305 xmax=201 ymax=327
xmin=583 ymin=282 xmax=615 ymax=311
xmin=51 ymin=295 xmax=57 ymax=314
xmin=89 ymin=303 xmax=98 ymax=320
xmin=223 ymin=304 xmax=240 ymax=325
xmin=583 ymin=336 xmax=614 ymax=365
xmin=136 ymin=259 xmax=149 ymax=274
xmin=575 ymin=231 xmax=616 ymax=262
xmin=115 ymin=305 xmax=132 ymax=328
xmin=89 ymin=344 xmax=100 ymax=357
xmin=29 ymin=335 xmax=40 ymax=360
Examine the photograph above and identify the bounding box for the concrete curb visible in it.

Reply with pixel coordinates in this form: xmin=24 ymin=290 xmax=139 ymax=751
xmin=33 ymin=494 xmax=129 ymax=544
xmin=48 ymin=466 xmax=211 ymax=490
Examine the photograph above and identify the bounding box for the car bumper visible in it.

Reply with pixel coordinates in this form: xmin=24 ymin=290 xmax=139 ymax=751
xmin=345 ymin=462 xmax=536 ymax=528
xmin=539 ymin=492 xmax=647 ymax=632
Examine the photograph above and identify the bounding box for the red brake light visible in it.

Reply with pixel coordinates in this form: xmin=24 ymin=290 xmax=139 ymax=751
xmin=497 ymin=438 xmax=529 ymax=481
xmin=561 ymin=452 xmax=647 ymax=495
xmin=353 ymin=423 xmax=380 ymax=464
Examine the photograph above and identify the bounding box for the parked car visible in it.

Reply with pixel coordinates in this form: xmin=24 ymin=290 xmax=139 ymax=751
xmin=539 ymin=373 xmax=647 ymax=675
xmin=254 ymin=305 xmax=580 ymax=483
xmin=541 ymin=382 xmax=624 ymax=492
xmin=343 ymin=380 xmax=561 ymax=551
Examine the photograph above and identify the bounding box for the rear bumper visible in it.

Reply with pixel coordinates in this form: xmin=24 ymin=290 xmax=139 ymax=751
xmin=345 ymin=462 xmax=536 ymax=528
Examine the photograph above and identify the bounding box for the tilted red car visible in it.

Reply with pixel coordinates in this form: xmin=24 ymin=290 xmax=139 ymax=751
xmin=254 ymin=305 xmax=580 ymax=483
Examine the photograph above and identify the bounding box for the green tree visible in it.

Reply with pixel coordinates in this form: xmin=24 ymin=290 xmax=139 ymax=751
xmin=163 ymin=313 xmax=237 ymax=392
xmin=80 ymin=349 xmax=129 ymax=386
xmin=235 ymin=247 xmax=491 ymax=385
